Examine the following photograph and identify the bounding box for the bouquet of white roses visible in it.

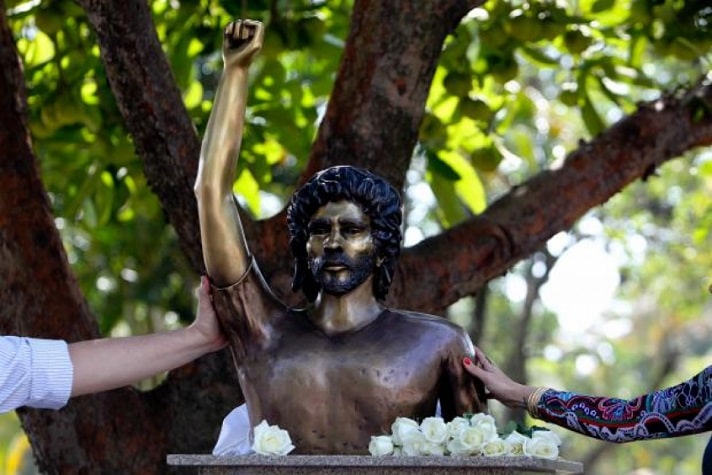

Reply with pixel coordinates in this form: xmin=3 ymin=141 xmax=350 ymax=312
xmin=368 ymin=414 xmax=561 ymax=459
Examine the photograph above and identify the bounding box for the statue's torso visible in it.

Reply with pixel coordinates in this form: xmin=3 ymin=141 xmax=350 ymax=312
xmin=211 ymin=263 xmax=481 ymax=454
xmin=239 ymin=309 xmax=464 ymax=453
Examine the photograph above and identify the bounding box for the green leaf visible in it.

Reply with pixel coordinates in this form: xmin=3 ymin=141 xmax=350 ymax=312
xmin=429 ymin=170 xmax=466 ymax=228
xmin=426 ymin=149 xmax=461 ymax=181
xmin=234 ymin=168 xmax=261 ymax=217
xmin=519 ymin=45 xmax=561 ymax=66
xmin=581 ymin=93 xmax=605 ymax=137
xmin=439 ymin=150 xmax=487 ymax=215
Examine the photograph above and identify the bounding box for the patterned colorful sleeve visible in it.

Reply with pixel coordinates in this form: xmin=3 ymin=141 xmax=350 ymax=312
xmin=532 ymin=366 xmax=712 ymax=442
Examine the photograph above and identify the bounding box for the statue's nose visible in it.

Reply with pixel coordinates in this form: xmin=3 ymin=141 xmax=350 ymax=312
xmin=324 ymin=229 xmax=343 ymax=249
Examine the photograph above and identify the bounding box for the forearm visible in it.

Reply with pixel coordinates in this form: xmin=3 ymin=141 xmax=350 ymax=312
xmin=531 ymin=389 xmax=651 ymax=442
xmin=68 ymin=326 xmax=218 ymax=397
xmin=532 ymin=369 xmax=712 ymax=442
xmin=500 ymin=383 xmax=536 ymax=410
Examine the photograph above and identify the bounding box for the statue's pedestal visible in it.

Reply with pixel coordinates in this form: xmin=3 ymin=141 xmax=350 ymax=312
xmin=167 ymin=455 xmax=583 ymax=475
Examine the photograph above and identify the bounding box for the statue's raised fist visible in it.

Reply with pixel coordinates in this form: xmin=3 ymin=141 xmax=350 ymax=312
xmin=223 ymin=19 xmax=264 ymax=67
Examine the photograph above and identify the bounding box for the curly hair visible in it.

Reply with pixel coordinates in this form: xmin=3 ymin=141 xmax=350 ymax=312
xmin=286 ymin=166 xmax=403 ymax=302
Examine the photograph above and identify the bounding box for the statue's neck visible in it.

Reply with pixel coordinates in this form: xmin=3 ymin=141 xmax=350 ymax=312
xmin=310 ymin=279 xmax=383 ymax=336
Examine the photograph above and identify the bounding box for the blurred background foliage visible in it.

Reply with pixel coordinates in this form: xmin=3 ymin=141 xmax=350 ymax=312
xmin=4 ymin=0 xmax=711 ymax=472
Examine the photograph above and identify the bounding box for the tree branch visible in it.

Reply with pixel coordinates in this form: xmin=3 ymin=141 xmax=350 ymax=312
xmin=393 ymin=81 xmax=712 ymax=314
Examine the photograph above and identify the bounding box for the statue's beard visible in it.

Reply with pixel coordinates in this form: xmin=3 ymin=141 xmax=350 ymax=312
xmin=309 ymin=251 xmax=375 ymax=296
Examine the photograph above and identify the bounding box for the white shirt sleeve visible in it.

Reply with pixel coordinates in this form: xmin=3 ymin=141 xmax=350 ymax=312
xmin=0 ymin=336 xmax=74 ymax=413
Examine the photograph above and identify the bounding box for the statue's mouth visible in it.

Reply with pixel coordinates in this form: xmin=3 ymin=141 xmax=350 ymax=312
xmin=323 ymin=263 xmax=347 ymax=271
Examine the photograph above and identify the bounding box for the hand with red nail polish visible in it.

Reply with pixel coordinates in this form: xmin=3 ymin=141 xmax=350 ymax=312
xmin=462 ymin=348 xmax=535 ymax=410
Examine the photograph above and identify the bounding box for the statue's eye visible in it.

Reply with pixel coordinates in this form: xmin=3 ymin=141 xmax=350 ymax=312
xmin=308 ymin=223 xmax=329 ymax=236
xmin=343 ymin=225 xmax=363 ymax=236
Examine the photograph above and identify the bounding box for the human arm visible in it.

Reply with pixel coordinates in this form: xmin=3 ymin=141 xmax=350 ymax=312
xmin=464 ymin=349 xmax=712 ymax=442
xmin=194 ymin=19 xmax=264 ymax=286
xmin=69 ymin=276 xmax=226 ymax=396
xmin=0 ymin=278 xmax=224 ymax=411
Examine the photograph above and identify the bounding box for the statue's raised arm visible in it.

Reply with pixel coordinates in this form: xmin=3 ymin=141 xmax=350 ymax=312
xmin=195 ymin=20 xmax=264 ymax=286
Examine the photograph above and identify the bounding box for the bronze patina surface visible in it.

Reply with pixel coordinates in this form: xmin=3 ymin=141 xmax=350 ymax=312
xmin=195 ymin=19 xmax=486 ymax=455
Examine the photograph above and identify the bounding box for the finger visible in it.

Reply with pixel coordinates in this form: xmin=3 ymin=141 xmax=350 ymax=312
xmin=242 ymin=19 xmax=262 ymax=30
xmin=241 ymin=20 xmax=264 ymax=42
xmin=201 ymin=275 xmax=215 ymax=302
xmin=463 ymin=361 xmax=489 ymax=383
xmin=463 ymin=357 xmax=484 ymax=377
xmin=224 ymin=22 xmax=235 ymax=38
xmin=475 ymin=348 xmax=495 ymax=370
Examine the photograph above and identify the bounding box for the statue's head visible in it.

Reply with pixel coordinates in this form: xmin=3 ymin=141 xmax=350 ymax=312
xmin=286 ymin=166 xmax=403 ymax=302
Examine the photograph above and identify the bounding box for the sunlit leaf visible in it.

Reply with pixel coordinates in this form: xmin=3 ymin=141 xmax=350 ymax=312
xmin=19 ymin=31 xmax=55 ymax=66
xmin=183 ymin=80 xmax=203 ymax=109
xmin=429 ymin=169 xmax=466 ymax=227
xmin=234 ymin=168 xmax=261 ymax=217
xmin=581 ymin=93 xmax=605 ymax=137
xmin=438 ymin=150 xmax=487 ymax=215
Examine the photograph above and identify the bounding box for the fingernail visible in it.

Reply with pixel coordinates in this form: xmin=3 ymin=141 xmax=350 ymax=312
xmin=463 ymin=357 xmax=473 ymax=366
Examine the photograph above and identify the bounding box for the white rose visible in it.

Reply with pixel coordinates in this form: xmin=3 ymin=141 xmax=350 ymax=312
xmin=251 ymin=420 xmax=295 ymax=456
xmin=523 ymin=435 xmax=559 ymax=460
xmin=481 ymin=437 xmax=509 ymax=456
xmin=420 ymin=440 xmax=446 ymax=456
xmin=532 ymin=429 xmax=562 ymax=446
xmin=368 ymin=435 xmax=395 ymax=456
xmin=446 ymin=437 xmax=471 ymax=456
xmin=400 ymin=428 xmax=427 ymax=456
xmin=455 ymin=425 xmax=489 ymax=454
xmin=504 ymin=431 xmax=529 ymax=455
xmin=468 ymin=413 xmax=499 ymax=443
xmin=420 ymin=417 xmax=449 ymax=444
xmin=446 ymin=417 xmax=471 ymax=439
xmin=391 ymin=417 xmax=420 ymax=446
xmin=468 ymin=413 xmax=496 ymax=427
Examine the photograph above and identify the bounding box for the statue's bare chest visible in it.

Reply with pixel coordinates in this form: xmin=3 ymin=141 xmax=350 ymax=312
xmin=239 ymin=311 xmax=452 ymax=413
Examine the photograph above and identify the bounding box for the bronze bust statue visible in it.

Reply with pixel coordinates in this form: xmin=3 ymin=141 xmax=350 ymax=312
xmin=195 ymin=19 xmax=487 ymax=455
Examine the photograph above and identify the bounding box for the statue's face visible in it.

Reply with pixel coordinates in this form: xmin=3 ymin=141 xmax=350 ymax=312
xmin=306 ymin=200 xmax=377 ymax=296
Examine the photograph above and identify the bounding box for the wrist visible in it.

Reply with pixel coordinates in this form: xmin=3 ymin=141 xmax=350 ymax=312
xmin=183 ymin=324 xmax=222 ymax=356
xmin=525 ymin=386 xmax=549 ymax=419
xmin=506 ymin=383 xmax=534 ymax=409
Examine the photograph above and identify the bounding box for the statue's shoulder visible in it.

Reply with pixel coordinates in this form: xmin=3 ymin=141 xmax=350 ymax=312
xmin=384 ymin=308 xmax=465 ymax=334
